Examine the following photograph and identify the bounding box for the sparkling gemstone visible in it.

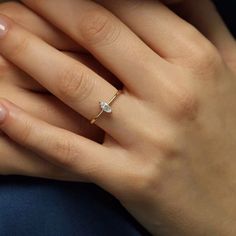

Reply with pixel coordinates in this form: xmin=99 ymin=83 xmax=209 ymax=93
xmin=100 ymin=101 xmax=112 ymax=113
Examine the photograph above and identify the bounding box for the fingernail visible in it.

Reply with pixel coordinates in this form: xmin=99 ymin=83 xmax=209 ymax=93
xmin=0 ymin=17 xmax=8 ymax=38
xmin=0 ymin=104 xmax=7 ymax=123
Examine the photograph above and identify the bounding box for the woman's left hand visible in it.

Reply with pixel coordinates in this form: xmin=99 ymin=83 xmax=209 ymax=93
xmin=0 ymin=0 xmax=236 ymax=235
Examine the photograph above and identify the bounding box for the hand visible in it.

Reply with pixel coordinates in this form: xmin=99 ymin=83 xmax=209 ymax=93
xmin=172 ymin=0 xmax=236 ymax=70
xmin=1 ymin=0 xmax=236 ymax=235
xmin=0 ymin=2 xmax=106 ymax=180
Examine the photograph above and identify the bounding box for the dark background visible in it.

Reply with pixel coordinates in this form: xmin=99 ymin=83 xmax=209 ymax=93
xmin=214 ymin=0 xmax=236 ymax=36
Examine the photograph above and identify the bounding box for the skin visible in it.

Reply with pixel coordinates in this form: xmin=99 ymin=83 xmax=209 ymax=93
xmin=0 ymin=0 xmax=236 ymax=235
xmin=1 ymin=0 xmax=234 ymax=179
xmin=0 ymin=2 xmax=107 ymax=179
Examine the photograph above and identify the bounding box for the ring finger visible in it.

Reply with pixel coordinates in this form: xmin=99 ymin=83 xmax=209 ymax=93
xmin=0 ymin=14 xmax=131 ymax=138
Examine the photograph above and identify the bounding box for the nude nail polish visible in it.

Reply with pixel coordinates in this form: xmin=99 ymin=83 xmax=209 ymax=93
xmin=0 ymin=104 xmax=7 ymax=123
xmin=0 ymin=18 xmax=8 ymax=38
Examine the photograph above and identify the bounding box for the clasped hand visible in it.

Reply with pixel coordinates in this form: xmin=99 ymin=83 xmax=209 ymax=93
xmin=0 ymin=1 xmax=236 ymax=235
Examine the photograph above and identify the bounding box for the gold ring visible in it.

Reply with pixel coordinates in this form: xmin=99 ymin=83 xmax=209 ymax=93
xmin=90 ymin=90 xmax=122 ymax=124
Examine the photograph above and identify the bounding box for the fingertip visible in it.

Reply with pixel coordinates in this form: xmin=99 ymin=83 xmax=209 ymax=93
xmin=0 ymin=98 xmax=21 ymax=124
xmin=0 ymin=14 xmax=12 ymax=38
xmin=0 ymin=99 xmax=9 ymax=124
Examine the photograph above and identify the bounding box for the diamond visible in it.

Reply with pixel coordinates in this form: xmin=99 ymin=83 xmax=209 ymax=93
xmin=100 ymin=101 xmax=112 ymax=113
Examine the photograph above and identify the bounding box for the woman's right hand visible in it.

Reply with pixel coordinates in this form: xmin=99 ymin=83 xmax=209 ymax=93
xmin=0 ymin=2 xmax=111 ymax=180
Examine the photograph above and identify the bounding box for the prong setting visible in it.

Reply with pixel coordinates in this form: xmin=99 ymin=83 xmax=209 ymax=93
xmin=100 ymin=101 xmax=112 ymax=113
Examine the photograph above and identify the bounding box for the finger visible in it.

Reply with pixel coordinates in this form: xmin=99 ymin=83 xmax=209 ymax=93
xmin=0 ymin=99 xmax=120 ymax=184
xmin=21 ymin=0 xmax=169 ymax=94
xmin=0 ymin=85 xmax=103 ymax=142
xmin=0 ymin=1 xmax=81 ymax=51
xmin=2 ymin=51 xmax=120 ymax=93
xmin=0 ymin=2 xmax=120 ymax=92
xmin=0 ymin=2 xmax=120 ymax=91
xmin=0 ymin=15 xmax=126 ymax=135
xmin=0 ymin=42 xmax=44 ymax=92
xmin=0 ymin=61 xmax=47 ymax=92
xmin=0 ymin=2 xmax=119 ymax=93
xmin=63 ymin=52 xmax=122 ymax=89
xmin=94 ymin=0 xmax=210 ymax=64
xmin=0 ymin=135 xmax=80 ymax=182
xmin=173 ymin=0 xmax=236 ymax=69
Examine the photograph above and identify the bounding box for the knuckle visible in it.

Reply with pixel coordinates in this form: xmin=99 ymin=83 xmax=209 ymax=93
xmin=180 ymin=25 xmax=223 ymax=74
xmin=124 ymin=163 xmax=161 ymax=199
xmin=194 ymin=46 xmax=221 ymax=72
xmin=19 ymin=120 xmax=33 ymax=145
xmin=142 ymin=165 xmax=162 ymax=193
xmin=53 ymin=139 xmax=78 ymax=168
xmin=184 ymin=24 xmax=201 ymax=40
xmin=8 ymin=36 xmax=30 ymax=59
xmin=135 ymin=124 xmax=179 ymax=158
xmin=58 ymin=66 xmax=94 ymax=103
xmin=172 ymin=90 xmax=199 ymax=120
xmin=80 ymin=9 xmax=120 ymax=46
xmin=149 ymin=130 xmax=180 ymax=158
xmin=188 ymin=43 xmax=222 ymax=75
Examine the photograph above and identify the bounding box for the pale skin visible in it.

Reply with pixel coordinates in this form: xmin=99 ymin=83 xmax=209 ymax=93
xmin=0 ymin=0 xmax=214 ymax=180
xmin=0 ymin=0 xmax=236 ymax=235
xmin=0 ymin=1 xmax=111 ymax=180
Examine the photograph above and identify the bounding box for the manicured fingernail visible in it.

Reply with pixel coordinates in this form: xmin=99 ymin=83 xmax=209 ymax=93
xmin=0 ymin=18 xmax=8 ymax=38
xmin=0 ymin=104 xmax=7 ymax=123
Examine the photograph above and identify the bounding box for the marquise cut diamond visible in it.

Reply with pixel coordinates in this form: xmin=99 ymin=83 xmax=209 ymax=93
xmin=100 ymin=101 xmax=112 ymax=113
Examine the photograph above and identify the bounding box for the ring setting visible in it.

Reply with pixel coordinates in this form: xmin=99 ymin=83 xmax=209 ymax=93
xmin=99 ymin=101 xmax=112 ymax=113
xmin=90 ymin=90 xmax=122 ymax=124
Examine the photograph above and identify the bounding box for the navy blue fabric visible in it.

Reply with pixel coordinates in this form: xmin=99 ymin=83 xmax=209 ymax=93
xmin=0 ymin=1 xmax=235 ymax=236
xmin=0 ymin=177 xmax=148 ymax=236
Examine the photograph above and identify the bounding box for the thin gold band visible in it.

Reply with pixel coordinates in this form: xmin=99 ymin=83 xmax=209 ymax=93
xmin=90 ymin=90 xmax=122 ymax=124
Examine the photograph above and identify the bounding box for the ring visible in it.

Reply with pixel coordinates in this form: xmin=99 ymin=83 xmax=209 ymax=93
xmin=90 ymin=90 xmax=122 ymax=124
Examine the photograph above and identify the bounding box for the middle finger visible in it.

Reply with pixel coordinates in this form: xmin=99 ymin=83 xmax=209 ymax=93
xmin=21 ymin=0 xmax=170 ymax=95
